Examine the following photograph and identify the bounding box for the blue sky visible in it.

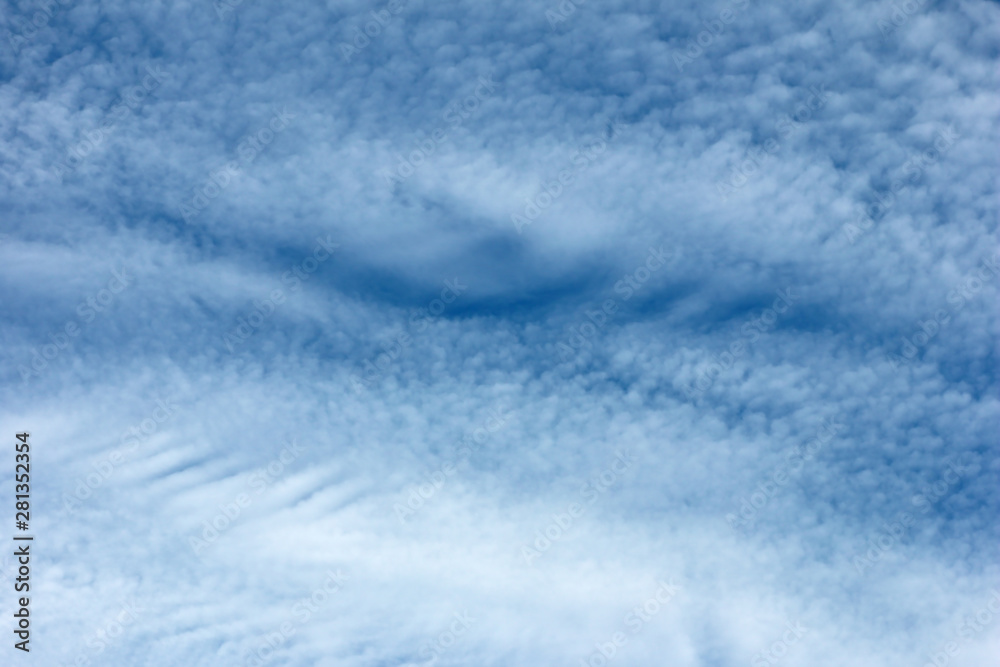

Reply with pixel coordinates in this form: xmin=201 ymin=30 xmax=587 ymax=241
xmin=1 ymin=0 xmax=998 ymax=665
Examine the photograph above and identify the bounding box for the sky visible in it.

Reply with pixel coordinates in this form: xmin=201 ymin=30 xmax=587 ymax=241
xmin=0 ymin=0 xmax=998 ymax=665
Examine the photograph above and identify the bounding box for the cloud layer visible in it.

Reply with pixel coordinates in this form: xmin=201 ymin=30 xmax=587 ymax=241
xmin=1 ymin=0 xmax=998 ymax=665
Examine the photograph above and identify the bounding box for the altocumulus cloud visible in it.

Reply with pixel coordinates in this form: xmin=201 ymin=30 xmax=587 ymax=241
xmin=0 ymin=0 xmax=997 ymax=665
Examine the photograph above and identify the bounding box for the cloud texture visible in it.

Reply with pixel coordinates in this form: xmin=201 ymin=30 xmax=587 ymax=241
xmin=0 ymin=0 xmax=998 ymax=665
